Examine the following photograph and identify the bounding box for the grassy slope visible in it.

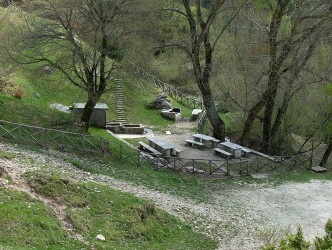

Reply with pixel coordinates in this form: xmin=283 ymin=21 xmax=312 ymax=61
xmin=25 ymin=171 xmax=216 ymax=250
xmin=0 ymin=170 xmax=216 ymax=250
xmin=0 ymin=189 xmax=84 ymax=250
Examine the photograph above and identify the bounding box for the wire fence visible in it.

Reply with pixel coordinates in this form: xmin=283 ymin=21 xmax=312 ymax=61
xmin=126 ymin=62 xmax=203 ymax=110
xmin=0 ymin=120 xmax=312 ymax=177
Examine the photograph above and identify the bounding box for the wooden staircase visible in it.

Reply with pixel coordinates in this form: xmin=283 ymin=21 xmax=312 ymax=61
xmin=115 ymin=79 xmax=127 ymax=124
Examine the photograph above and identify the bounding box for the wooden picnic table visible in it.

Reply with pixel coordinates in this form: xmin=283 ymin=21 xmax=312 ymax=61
xmin=147 ymin=137 xmax=175 ymax=157
xmin=192 ymin=133 xmax=220 ymax=148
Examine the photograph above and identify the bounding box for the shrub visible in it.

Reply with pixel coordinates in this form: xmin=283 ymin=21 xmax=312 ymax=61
xmin=261 ymin=220 xmax=332 ymax=250
xmin=314 ymin=219 xmax=332 ymax=250
xmin=13 ymin=88 xmax=24 ymax=99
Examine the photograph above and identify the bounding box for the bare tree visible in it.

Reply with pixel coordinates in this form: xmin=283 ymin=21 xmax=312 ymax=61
xmin=10 ymin=0 xmax=131 ymax=131
xmin=157 ymin=0 xmax=249 ymax=140
xmin=240 ymin=0 xmax=332 ymax=153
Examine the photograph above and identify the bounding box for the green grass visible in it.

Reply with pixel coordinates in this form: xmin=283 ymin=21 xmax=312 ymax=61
xmin=24 ymin=171 xmax=217 ymax=250
xmin=0 ymin=151 xmax=17 ymax=159
xmin=0 ymin=188 xmax=84 ymax=250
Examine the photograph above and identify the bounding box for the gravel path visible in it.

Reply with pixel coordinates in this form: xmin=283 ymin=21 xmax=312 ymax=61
xmin=1 ymin=142 xmax=332 ymax=250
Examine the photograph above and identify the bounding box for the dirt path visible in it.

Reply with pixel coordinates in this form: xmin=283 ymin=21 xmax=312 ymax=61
xmin=0 ymin=154 xmax=88 ymax=244
xmin=1 ymin=142 xmax=332 ymax=249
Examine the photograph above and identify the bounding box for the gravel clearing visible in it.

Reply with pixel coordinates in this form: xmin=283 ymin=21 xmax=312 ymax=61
xmin=1 ymin=142 xmax=332 ymax=249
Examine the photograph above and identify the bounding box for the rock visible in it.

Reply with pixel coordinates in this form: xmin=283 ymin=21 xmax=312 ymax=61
xmin=311 ymin=166 xmax=327 ymax=173
xmin=34 ymin=93 xmax=41 ymax=98
xmin=41 ymin=65 xmax=54 ymax=74
xmin=96 ymin=234 xmax=106 ymax=241
xmin=146 ymin=94 xmax=172 ymax=110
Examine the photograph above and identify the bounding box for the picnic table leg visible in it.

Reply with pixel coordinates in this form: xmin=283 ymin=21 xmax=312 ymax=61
xmin=163 ymin=149 xmax=171 ymax=157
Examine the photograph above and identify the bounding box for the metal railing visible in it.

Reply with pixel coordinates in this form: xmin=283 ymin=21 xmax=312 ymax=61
xmin=0 ymin=120 xmax=312 ymax=177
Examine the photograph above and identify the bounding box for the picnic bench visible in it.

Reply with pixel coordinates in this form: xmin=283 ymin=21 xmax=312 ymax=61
xmin=138 ymin=141 xmax=162 ymax=156
xmin=240 ymin=147 xmax=252 ymax=158
xmin=192 ymin=133 xmax=220 ymax=148
xmin=147 ymin=137 xmax=175 ymax=157
xmin=219 ymin=142 xmax=242 ymax=159
xmin=191 ymin=109 xmax=202 ymax=120
xmin=214 ymin=148 xmax=233 ymax=158
xmin=172 ymin=147 xmax=183 ymax=157
xmin=219 ymin=142 xmax=252 ymax=159
xmin=185 ymin=139 xmax=205 ymax=149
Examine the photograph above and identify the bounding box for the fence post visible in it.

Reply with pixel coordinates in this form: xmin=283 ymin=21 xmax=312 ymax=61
xmin=155 ymin=156 xmax=159 ymax=170
xmin=192 ymin=159 xmax=195 ymax=174
xmin=173 ymin=158 xmax=176 ymax=171
xmin=100 ymin=138 xmax=104 ymax=153
xmin=19 ymin=126 xmax=22 ymax=141
xmin=119 ymin=144 xmax=123 ymax=159
xmin=226 ymin=159 xmax=230 ymax=176
xmin=40 ymin=129 xmax=44 ymax=148
xmin=137 ymin=150 xmax=140 ymax=167
xmin=246 ymin=160 xmax=249 ymax=175
xmin=209 ymin=160 xmax=212 ymax=175
xmin=62 ymin=133 xmax=65 ymax=150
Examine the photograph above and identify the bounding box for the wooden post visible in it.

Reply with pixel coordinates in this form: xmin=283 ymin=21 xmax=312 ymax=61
xmin=119 ymin=144 xmax=122 ymax=159
xmin=192 ymin=159 xmax=195 ymax=173
xmin=137 ymin=150 xmax=140 ymax=167
xmin=226 ymin=159 xmax=230 ymax=176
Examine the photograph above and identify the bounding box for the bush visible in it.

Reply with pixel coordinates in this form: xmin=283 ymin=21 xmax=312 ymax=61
xmin=261 ymin=220 xmax=332 ymax=250
xmin=13 ymin=88 xmax=24 ymax=99
xmin=314 ymin=219 xmax=332 ymax=250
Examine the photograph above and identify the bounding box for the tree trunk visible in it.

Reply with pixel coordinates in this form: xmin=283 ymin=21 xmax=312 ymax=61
xmin=320 ymin=137 xmax=332 ymax=167
xmin=240 ymin=99 xmax=265 ymax=146
xmin=271 ymin=89 xmax=291 ymax=145
xmin=80 ymin=94 xmax=99 ymax=132
xmin=262 ymin=83 xmax=278 ymax=154
xmin=203 ymin=92 xmax=225 ymax=140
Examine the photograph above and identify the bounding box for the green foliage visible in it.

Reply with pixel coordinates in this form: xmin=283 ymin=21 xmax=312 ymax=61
xmin=25 ymin=171 xmax=90 ymax=207
xmin=261 ymin=226 xmax=310 ymax=250
xmin=0 ymin=150 xmax=17 ymax=159
xmin=106 ymin=43 xmax=124 ymax=61
xmin=314 ymin=219 xmax=332 ymax=250
xmin=281 ymin=226 xmax=310 ymax=250
xmin=262 ymin=221 xmax=332 ymax=250
xmin=24 ymin=171 xmax=217 ymax=249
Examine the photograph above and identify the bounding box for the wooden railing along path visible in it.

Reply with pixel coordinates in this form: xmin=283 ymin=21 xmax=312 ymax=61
xmin=126 ymin=62 xmax=203 ymax=110
xmin=0 ymin=120 xmax=312 ymax=177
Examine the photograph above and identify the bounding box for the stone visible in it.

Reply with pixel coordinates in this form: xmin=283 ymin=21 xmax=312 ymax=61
xmin=96 ymin=234 xmax=106 ymax=241
xmin=161 ymin=99 xmax=172 ymax=109
xmin=34 ymin=93 xmax=41 ymax=98
xmin=41 ymin=65 xmax=54 ymax=74
xmin=191 ymin=109 xmax=202 ymax=120
xmin=146 ymin=94 xmax=172 ymax=110
xmin=311 ymin=166 xmax=327 ymax=173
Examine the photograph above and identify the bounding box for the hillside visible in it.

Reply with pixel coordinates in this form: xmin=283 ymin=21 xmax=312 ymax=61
xmin=1 ymin=142 xmax=332 ymax=250
xmin=0 ymin=143 xmax=217 ymax=249
xmin=1 ymin=2 xmax=332 ymax=250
